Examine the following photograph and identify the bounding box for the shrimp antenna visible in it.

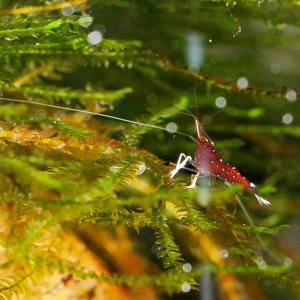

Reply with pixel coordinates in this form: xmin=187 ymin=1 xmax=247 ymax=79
xmin=0 ymin=96 xmax=196 ymax=142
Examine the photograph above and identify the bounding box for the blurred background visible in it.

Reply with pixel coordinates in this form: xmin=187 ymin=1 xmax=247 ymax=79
xmin=0 ymin=1 xmax=300 ymax=299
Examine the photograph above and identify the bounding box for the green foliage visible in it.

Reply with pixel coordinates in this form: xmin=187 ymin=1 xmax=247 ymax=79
xmin=0 ymin=1 xmax=299 ymax=299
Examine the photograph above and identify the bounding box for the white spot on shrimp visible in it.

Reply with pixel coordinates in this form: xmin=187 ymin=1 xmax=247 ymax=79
xmin=250 ymin=182 xmax=256 ymax=189
xmin=211 ymin=160 xmax=214 ymax=164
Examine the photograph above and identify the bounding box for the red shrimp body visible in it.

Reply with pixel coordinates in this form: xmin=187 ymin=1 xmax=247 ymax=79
xmin=193 ymin=119 xmax=257 ymax=193
xmin=170 ymin=118 xmax=270 ymax=205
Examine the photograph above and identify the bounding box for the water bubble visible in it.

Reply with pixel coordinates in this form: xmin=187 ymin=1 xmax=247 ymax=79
xmin=110 ymin=166 xmax=120 ymax=173
xmin=282 ymin=113 xmax=293 ymax=125
xmin=151 ymin=245 xmax=159 ymax=254
xmin=181 ymin=282 xmax=191 ymax=293
xmin=208 ymin=39 xmax=212 ymax=43
xmin=215 ymin=96 xmax=227 ymax=108
xmin=79 ymin=14 xmax=93 ymax=28
xmin=136 ymin=162 xmax=147 ymax=175
xmin=94 ymin=24 xmax=106 ymax=34
xmin=258 ymin=260 xmax=267 ymax=269
xmin=61 ymin=6 xmax=74 ymax=16
xmin=147 ymin=94 xmax=158 ymax=105
xmin=283 ymin=257 xmax=293 ymax=267
xmin=286 ymin=89 xmax=297 ymax=102
xmin=87 ymin=31 xmax=103 ymax=45
xmin=256 ymin=257 xmax=267 ymax=269
xmin=219 ymin=249 xmax=229 ymax=259
xmin=182 ymin=263 xmax=192 ymax=273
xmin=166 ymin=122 xmax=178 ymax=134
xmin=291 ymin=223 xmax=299 ymax=232
xmin=202 ymin=114 xmax=212 ymax=125
xmin=270 ymin=63 xmax=281 ymax=74
xmin=237 ymin=77 xmax=249 ymax=90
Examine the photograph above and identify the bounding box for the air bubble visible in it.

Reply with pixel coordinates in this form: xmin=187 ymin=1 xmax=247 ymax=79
xmin=208 ymin=39 xmax=212 ymax=43
xmin=93 ymin=24 xmax=106 ymax=34
xmin=219 ymin=249 xmax=229 ymax=259
xmin=270 ymin=63 xmax=281 ymax=74
xmin=283 ymin=257 xmax=293 ymax=266
xmin=147 ymin=94 xmax=158 ymax=105
xmin=61 ymin=6 xmax=74 ymax=16
xmin=258 ymin=260 xmax=267 ymax=269
xmin=87 ymin=31 xmax=103 ymax=45
xmin=237 ymin=77 xmax=248 ymax=90
xmin=166 ymin=122 xmax=178 ymax=134
xmin=282 ymin=113 xmax=293 ymax=125
xmin=215 ymin=96 xmax=227 ymax=108
xmin=182 ymin=263 xmax=192 ymax=273
xmin=202 ymin=114 xmax=212 ymax=125
xmin=79 ymin=14 xmax=93 ymax=28
xmin=286 ymin=89 xmax=297 ymax=102
xmin=181 ymin=282 xmax=191 ymax=293
xmin=256 ymin=257 xmax=267 ymax=269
